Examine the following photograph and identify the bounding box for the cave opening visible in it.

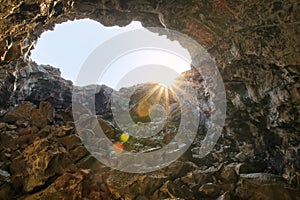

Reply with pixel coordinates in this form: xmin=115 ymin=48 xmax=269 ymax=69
xmin=29 ymin=18 xmax=192 ymax=90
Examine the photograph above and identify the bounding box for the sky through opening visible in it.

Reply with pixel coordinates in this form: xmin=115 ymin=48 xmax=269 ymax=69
xmin=30 ymin=19 xmax=191 ymax=89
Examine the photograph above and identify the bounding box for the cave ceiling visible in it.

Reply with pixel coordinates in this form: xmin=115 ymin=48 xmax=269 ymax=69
xmin=0 ymin=0 xmax=299 ymax=67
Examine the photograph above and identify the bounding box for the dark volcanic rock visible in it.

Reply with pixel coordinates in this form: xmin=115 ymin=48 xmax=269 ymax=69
xmin=0 ymin=63 xmax=15 ymax=116
xmin=0 ymin=60 xmax=73 ymax=112
xmin=73 ymin=84 xmax=113 ymax=120
xmin=13 ymin=61 xmax=73 ymax=109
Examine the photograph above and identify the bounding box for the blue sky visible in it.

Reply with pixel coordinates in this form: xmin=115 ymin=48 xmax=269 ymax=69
xmin=31 ymin=19 xmax=142 ymax=82
xmin=30 ymin=19 xmax=190 ymax=89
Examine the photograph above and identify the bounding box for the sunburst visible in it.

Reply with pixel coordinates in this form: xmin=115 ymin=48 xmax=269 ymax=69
xmin=131 ymin=73 xmax=195 ymax=121
xmin=133 ymin=83 xmax=177 ymax=119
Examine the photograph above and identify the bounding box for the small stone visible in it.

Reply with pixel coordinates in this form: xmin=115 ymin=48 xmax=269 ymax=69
xmin=18 ymin=127 xmax=33 ymax=135
xmin=16 ymin=119 xmax=29 ymax=128
xmin=56 ymin=127 xmax=67 ymax=137
xmin=66 ymin=121 xmax=74 ymax=128
xmin=163 ymin=181 xmax=194 ymax=199
xmin=6 ymin=124 xmax=17 ymax=130
xmin=163 ymin=161 xmax=199 ymax=180
xmin=0 ymin=169 xmax=10 ymax=178
xmin=4 ymin=153 xmax=11 ymax=158
xmin=193 ymin=170 xmax=212 ymax=185
xmin=6 ymin=130 xmax=18 ymax=139
xmin=61 ymin=124 xmax=74 ymax=136
xmin=0 ymin=123 xmax=7 ymax=130
xmin=216 ymin=192 xmax=231 ymax=200
xmin=80 ymin=168 xmax=90 ymax=174
xmin=198 ymin=183 xmax=220 ymax=197
xmin=181 ymin=172 xmax=195 ymax=186
xmin=58 ymin=146 xmax=66 ymax=152
xmin=219 ymin=164 xmax=238 ymax=183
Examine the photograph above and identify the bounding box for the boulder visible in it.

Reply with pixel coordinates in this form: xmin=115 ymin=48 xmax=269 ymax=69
xmin=3 ymin=102 xmax=36 ymax=123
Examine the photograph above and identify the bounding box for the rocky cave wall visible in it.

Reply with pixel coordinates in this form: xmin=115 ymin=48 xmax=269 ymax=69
xmin=0 ymin=0 xmax=300 ymax=199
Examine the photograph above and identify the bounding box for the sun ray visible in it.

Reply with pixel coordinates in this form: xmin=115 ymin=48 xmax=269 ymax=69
xmin=135 ymin=84 xmax=161 ymax=117
xmin=164 ymin=87 xmax=170 ymax=115
xmin=168 ymin=86 xmax=178 ymax=102
xmin=137 ymin=85 xmax=160 ymax=104
xmin=155 ymin=86 xmax=164 ymax=102
xmin=133 ymin=82 xmax=193 ymax=119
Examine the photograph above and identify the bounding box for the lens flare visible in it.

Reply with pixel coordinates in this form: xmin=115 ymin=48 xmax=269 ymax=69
xmin=120 ymin=132 xmax=129 ymax=142
xmin=133 ymin=82 xmax=179 ymax=120
xmin=113 ymin=142 xmax=124 ymax=154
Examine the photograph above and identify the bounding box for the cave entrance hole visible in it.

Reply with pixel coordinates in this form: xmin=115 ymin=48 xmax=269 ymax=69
xmin=30 ymin=18 xmax=192 ymax=90
xmin=31 ymin=19 xmax=190 ymax=89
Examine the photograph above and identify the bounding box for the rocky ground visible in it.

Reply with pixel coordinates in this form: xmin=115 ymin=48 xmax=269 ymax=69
xmin=0 ymin=100 xmax=299 ymax=199
xmin=0 ymin=62 xmax=299 ymax=199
